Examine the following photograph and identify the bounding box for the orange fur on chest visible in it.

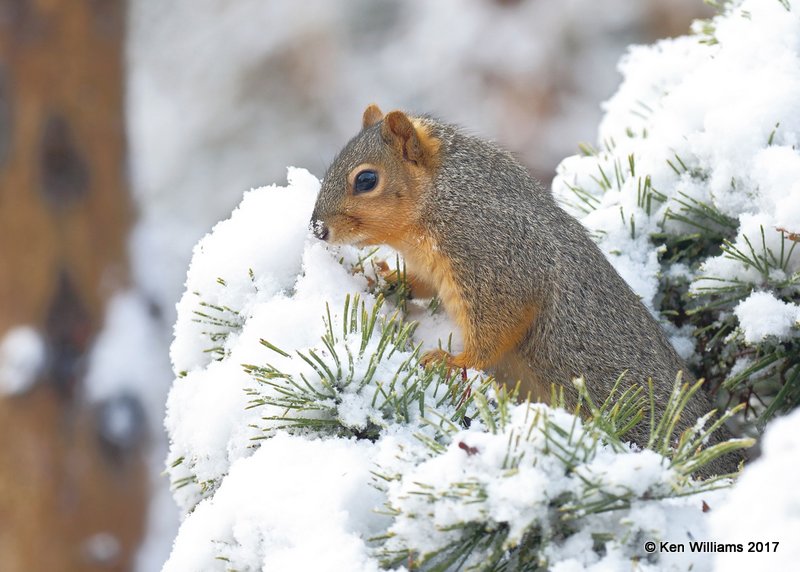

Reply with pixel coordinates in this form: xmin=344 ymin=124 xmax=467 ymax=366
xmin=402 ymin=234 xmax=470 ymax=341
xmin=406 ymin=234 xmax=539 ymax=372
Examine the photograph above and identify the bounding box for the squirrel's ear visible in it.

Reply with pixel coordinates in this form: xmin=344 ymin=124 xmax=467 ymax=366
xmin=381 ymin=110 xmax=425 ymax=165
xmin=362 ymin=104 xmax=383 ymax=130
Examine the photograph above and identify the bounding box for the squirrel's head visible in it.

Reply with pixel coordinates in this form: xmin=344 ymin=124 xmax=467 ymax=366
xmin=310 ymin=104 xmax=439 ymax=249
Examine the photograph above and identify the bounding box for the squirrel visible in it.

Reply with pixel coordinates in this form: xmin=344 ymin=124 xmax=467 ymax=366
xmin=310 ymin=104 xmax=740 ymax=476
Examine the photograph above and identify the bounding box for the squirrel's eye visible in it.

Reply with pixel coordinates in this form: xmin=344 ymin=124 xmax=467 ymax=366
xmin=353 ymin=170 xmax=378 ymax=194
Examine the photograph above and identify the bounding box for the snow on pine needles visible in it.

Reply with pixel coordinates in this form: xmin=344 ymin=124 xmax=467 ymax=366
xmin=163 ymin=168 xmax=745 ymax=571
xmin=552 ymin=0 xmax=800 ymax=425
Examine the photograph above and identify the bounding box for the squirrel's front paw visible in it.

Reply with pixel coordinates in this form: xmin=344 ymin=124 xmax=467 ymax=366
xmin=420 ymin=349 xmax=467 ymax=371
xmin=375 ymin=260 xmax=400 ymax=285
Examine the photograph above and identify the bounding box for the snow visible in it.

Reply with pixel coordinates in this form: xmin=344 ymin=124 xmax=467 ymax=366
xmin=381 ymin=403 xmax=724 ymax=571
xmin=83 ymin=532 xmax=122 ymax=566
xmin=160 ymin=2 xmax=800 ymax=566
xmin=163 ymin=434 xmax=385 ymax=572
xmin=710 ymin=407 xmax=800 ymax=571
xmin=552 ymin=0 xmax=800 ymax=360
xmin=734 ymin=291 xmax=800 ymax=344
xmin=84 ymin=293 xmax=168 ymax=412
xmin=0 ymin=325 xmax=45 ymax=395
xmin=165 ymin=168 xmax=465 ymax=514
xmin=170 ymin=167 xmax=320 ymax=374
xmin=544 ymin=3 xmax=800 ymax=566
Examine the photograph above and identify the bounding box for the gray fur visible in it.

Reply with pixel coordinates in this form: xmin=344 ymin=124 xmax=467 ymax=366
xmin=314 ymin=115 xmax=740 ymax=476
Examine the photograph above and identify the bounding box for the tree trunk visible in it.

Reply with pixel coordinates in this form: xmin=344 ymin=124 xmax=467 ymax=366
xmin=0 ymin=1 xmax=148 ymax=570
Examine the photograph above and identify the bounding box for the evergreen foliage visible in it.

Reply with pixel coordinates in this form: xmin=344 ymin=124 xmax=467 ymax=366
xmin=243 ymin=294 xmax=487 ymax=441
xmin=555 ymin=0 xmax=800 ymax=428
xmin=180 ymin=267 xmax=750 ymax=570
xmin=172 ymin=261 xmax=751 ymax=570
xmin=374 ymin=374 xmax=750 ymax=571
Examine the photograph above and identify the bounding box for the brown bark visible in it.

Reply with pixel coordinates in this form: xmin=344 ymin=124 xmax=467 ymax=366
xmin=0 ymin=1 xmax=148 ymax=570
xmin=0 ymin=0 xmax=131 ymax=331
xmin=0 ymin=389 xmax=149 ymax=571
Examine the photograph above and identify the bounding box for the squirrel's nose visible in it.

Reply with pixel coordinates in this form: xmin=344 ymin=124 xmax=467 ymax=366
xmin=312 ymin=219 xmax=329 ymax=241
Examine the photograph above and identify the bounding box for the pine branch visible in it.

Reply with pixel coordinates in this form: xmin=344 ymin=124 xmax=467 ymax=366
xmin=243 ymin=294 xmax=492 ymax=440
xmin=377 ymin=374 xmax=752 ymax=571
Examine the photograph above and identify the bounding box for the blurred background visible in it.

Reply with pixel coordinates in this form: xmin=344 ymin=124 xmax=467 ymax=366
xmin=0 ymin=0 xmax=711 ymax=570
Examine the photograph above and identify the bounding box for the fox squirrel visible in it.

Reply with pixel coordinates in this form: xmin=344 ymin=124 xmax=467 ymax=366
xmin=310 ymin=104 xmax=739 ymax=475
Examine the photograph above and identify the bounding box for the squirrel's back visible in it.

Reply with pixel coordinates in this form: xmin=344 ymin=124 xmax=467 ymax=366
xmin=422 ymin=121 xmax=694 ymax=406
